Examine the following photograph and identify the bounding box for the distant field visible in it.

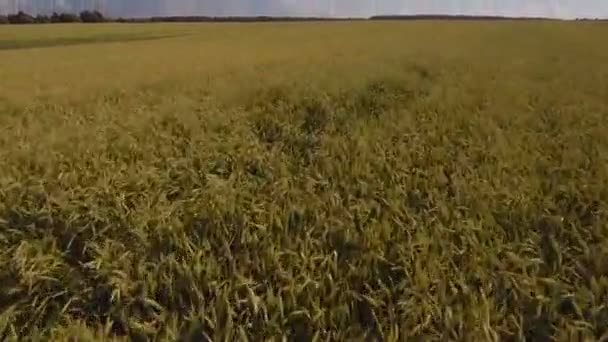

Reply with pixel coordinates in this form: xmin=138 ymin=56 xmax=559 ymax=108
xmin=1 ymin=22 xmax=608 ymax=340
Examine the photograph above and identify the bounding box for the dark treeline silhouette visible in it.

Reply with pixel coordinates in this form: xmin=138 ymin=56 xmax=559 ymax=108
xmin=1 ymin=10 xmax=104 ymax=24
xmin=1 ymin=12 xmax=362 ymax=24
xmin=573 ymin=18 xmax=608 ymax=21
xmin=7 ymin=11 xmax=34 ymax=24
xmin=2 ymin=12 xmax=604 ymax=25
xmin=124 ymin=16 xmax=363 ymax=23
xmin=79 ymin=10 xmax=105 ymax=22
xmin=370 ymin=15 xmax=560 ymax=21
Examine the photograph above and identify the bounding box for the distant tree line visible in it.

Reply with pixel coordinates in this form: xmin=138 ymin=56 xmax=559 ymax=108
xmin=0 ymin=10 xmax=105 ymax=24
xmin=1 ymin=12 xmax=604 ymax=25
xmin=0 ymin=12 xmax=364 ymax=24
xmin=370 ymin=15 xmax=606 ymax=21
xmin=146 ymin=16 xmax=363 ymax=23
xmin=369 ymin=15 xmax=560 ymax=21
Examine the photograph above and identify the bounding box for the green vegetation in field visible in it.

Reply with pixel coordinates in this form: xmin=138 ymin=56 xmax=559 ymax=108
xmin=1 ymin=22 xmax=608 ymax=341
xmin=0 ymin=33 xmax=186 ymax=51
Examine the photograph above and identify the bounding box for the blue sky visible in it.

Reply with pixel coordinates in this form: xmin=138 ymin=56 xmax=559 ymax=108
xmin=2 ymin=1 xmax=607 ymax=19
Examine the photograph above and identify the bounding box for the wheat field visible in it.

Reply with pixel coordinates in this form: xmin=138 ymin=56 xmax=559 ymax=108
xmin=1 ymin=21 xmax=608 ymax=341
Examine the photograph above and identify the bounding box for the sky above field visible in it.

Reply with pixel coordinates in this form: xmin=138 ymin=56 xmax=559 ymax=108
xmin=1 ymin=0 xmax=607 ymax=19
